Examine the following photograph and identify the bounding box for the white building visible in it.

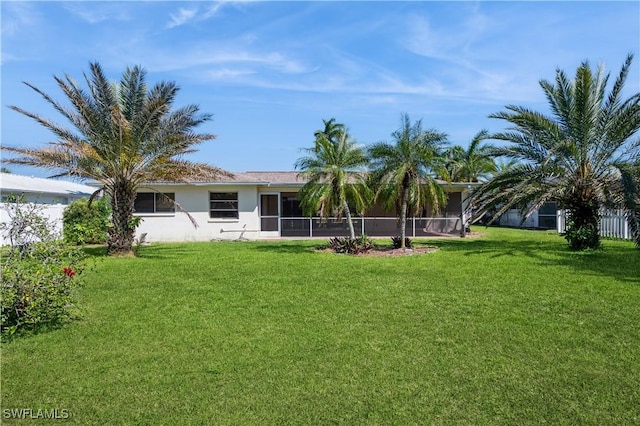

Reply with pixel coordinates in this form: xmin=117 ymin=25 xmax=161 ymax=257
xmin=133 ymin=171 xmax=478 ymax=242
xmin=0 ymin=173 xmax=95 ymax=245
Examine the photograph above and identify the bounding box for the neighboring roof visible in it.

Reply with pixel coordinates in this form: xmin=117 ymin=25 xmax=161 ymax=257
xmin=0 ymin=173 xmax=95 ymax=197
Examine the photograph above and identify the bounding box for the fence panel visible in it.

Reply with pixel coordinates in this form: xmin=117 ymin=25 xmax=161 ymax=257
xmin=557 ymin=209 xmax=632 ymax=240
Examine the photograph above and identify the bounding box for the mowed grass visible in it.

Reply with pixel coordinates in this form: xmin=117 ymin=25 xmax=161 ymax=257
xmin=2 ymin=227 xmax=639 ymax=425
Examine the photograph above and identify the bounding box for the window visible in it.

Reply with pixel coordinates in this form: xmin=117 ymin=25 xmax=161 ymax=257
xmin=134 ymin=192 xmax=175 ymax=213
xmin=209 ymin=192 xmax=238 ymax=219
xmin=538 ymin=202 xmax=557 ymax=229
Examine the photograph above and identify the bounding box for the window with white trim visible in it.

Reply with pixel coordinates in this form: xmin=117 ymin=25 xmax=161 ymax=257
xmin=209 ymin=192 xmax=238 ymax=219
xmin=134 ymin=192 xmax=175 ymax=213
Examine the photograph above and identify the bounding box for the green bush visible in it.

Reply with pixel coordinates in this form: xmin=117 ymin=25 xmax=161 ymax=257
xmin=564 ymin=219 xmax=601 ymax=250
xmin=1 ymin=198 xmax=86 ymax=337
xmin=328 ymin=235 xmax=373 ymax=255
xmin=63 ymin=197 xmax=110 ymax=245
xmin=1 ymin=242 xmax=86 ymax=336
xmin=391 ymin=236 xmax=413 ymax=249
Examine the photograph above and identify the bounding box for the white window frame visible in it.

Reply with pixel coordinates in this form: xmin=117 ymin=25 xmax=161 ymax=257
xmin=209 ymin=192 xmax=239 ymax=220
xmin=134 ymin=192 xmax=175 ymax=214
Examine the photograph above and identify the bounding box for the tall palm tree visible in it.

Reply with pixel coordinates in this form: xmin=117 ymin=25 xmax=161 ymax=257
xmin=2 ymin=62 xmax=227 ymax=256
xmin=369 ymin=114 xmax=448 ymax=248
xmin=444 ymin=129 xmax=497 ymax=182
xmin=618 ymin=161 xmax=640 ymax=247
xmin=314 ymin=118 xmax=346 ymax=145
xmin=295 ymin=119 xmax=371 ymax=239
xmin=471 ymin=54 xmax=640 ymax=250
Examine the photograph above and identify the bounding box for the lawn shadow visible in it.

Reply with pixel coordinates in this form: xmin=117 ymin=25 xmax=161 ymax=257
xmin=252 ymin=241 xmax=321 ymax=255
xmin=82 ymin=245 xmax=108 ymax=257
xmin=131 ymin=244 xmax=196 ymax=259
xmin=432 ymin=236 xmax=640 ymax=285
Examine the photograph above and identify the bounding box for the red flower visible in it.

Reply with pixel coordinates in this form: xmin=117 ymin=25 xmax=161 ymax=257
xmin=63 ymin=267 xmax=75 ymax=278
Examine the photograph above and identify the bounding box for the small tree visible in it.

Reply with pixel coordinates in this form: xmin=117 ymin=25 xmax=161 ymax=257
xmin=369 ymin=114 xmax=448 ymax=248
xmin=63 ymin=197 xmax=111 ymax=245
xmin=295 ymin=119 xmax=371 ymax=239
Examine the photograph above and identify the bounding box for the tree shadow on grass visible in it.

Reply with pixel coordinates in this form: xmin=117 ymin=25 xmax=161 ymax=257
xmin=134 ymin=244 xmax=196 ymax=259
xmin=432 ymin=237 xmax=640 ymax=285
xmin=82 ymin=245 xmax=107 ymax=257
xmin=82 ymin=243 xmax=196 ymax=259
xmin=252 ymin=241 xmax=321 ymax=255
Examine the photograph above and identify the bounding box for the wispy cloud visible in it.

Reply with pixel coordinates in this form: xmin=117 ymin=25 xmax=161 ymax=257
xmin=166 ymin=7 xmax=198 ymax=29
xmin=63 ymin=3 xmax=132 ymax=24
xmin=128 ymin=42 xmax=314 ymax=76
xmin=166 ymin=1 xmax=235 ymax=29
xmin=1 ymin=2 xmax=40 ymax=37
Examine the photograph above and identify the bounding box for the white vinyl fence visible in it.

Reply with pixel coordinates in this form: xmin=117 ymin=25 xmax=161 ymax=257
xmin=557 ymin=209 xmax=633 ymax=240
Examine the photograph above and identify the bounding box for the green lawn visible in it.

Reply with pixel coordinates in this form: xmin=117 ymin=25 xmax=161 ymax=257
xmin=2 ymin=227 xmax=639 ymax=425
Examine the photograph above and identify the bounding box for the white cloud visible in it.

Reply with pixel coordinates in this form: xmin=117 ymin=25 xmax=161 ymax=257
xmin=205 ymin=68 xmax=256 ymax=80
xmin=166 ymin=7 xmax=198 ymax=29
xmin=63 ymin=3 xmax=131 ymax=24
xmin=1 ymin=2 xmax=40 ymax=37
xmin=166 ymin=1 xmax=244 ymax=29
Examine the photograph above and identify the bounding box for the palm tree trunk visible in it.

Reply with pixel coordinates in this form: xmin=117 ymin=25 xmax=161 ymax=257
xmin=343 ymin=200 xmax=356 ymax=239
xmin=107 ymin=181 xmax=136 ymax=256
xmin=399 ymin=186 xmax=409 ymax=248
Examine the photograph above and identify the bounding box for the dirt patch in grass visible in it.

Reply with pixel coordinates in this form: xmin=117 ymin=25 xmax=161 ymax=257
xmin=363 ymin=246 xmax=439 ymax=257
xmin=318 ymin=245 xmax=439 ymax=257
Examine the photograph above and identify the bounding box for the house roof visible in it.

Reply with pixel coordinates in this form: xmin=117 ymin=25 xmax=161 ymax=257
xmin=144 ymin=171 xmax=305 ymax=186
xmin=0 ymin=173 xmax=95 ymax=197
xmin=142 ymin=170 xmax=481 ymax=188
xmin=243 ymin=171 xmax=306 ymax=184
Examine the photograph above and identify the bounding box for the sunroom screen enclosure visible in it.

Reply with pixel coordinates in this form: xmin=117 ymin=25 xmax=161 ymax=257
xmin=266 ymin=191 xmax=464 ymax=238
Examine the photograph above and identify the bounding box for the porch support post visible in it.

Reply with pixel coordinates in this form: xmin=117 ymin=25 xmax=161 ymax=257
xmin=460 ymin=187 xmax=469 ymax=238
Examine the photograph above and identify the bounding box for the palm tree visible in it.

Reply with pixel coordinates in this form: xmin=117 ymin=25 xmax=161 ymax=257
xmin=471 ymin=54 xmax=640 ymax=250
xmin=2 ymin=62 xmax=227 ymax=256
xmin=295 ymin=119 xmax=371 ymax=239
xmin=618 ymin=161 xmax=640 ymax=247
xmin=444 ymin=129 xmax=497 ymax=182
xmin=369 ymin=114 xmax=448 ymax=248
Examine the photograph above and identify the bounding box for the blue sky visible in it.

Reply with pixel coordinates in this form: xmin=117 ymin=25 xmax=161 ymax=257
xmin=1 ymin=1 xmax=639 ymax=178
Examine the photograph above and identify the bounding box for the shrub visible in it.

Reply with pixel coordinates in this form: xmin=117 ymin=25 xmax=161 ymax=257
xmin=0 ymin=194 xmax=57 ymax=247
xmin=63 ymin=197 xmax=110 ymax=245
xmin=328 ymin=235 xmax=373 ymax=255
xmin=564 ymin=220 xmax=601 ymax=250
xmin=391 ymin=236 xmax=413 ymax=249
xmin=1 ymin=198 xmax=86 ymax=337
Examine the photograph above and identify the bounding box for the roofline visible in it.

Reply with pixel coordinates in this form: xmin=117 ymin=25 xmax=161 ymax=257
xmin=0 ymin=188 xmax=92 ymax=196
xmin=141 ymin=181 xmax=481 ymax=188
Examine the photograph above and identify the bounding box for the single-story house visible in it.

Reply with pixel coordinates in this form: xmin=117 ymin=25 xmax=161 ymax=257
xmin=496 ymin=202 xmax=559 ymax=229
xmin=0 ymin=173 xmax=96 ymax=245
xmin=133 ymin=171 xmax=479 ymax=242
xmin=0 ymin=172 xmax=95 ymax=205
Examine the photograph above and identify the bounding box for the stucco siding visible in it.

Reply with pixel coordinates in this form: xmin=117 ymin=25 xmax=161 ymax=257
xmin=134 ymin=185 xmax=259 ymax=242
